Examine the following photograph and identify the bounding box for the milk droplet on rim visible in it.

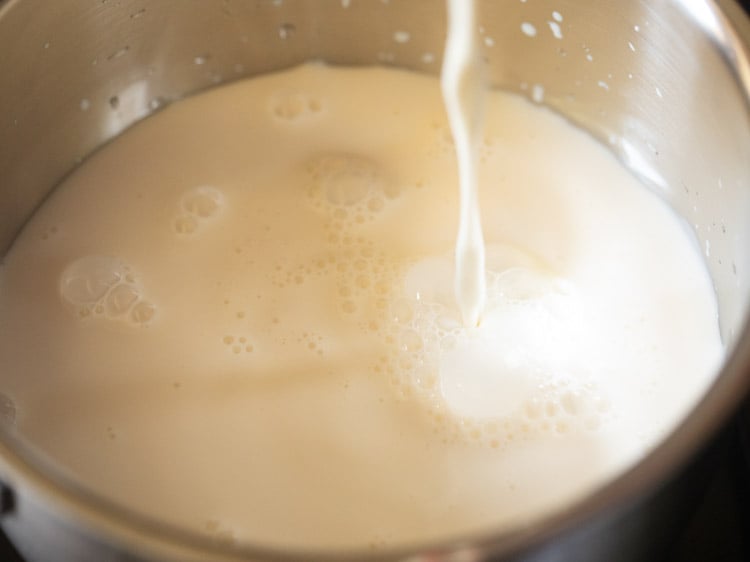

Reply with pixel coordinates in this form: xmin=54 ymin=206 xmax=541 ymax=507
xmin=521 ymin=22 xmax=537 ymax=37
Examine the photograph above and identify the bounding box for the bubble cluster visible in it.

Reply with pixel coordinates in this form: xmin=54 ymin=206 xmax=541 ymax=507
xmin=377 ymin=273 xmax=467 ymax=407
xmin=245 ymin=152 xmax=404 ymax=317
xmin=269 ymin=258 xmax=332 ymax=290
xmin=334 ymin=246 xmax=397 ymax=318
xmin=522 ymin=381 xmax=612 ymax=434
xmin=270 ymin=91 xmax=323 ymax=121
xmin=305 ymin=153 xmax=399 ymax=221
xmin=292 ymin=331 xmax=325 ymax=356
xmin=222 ymin=334 xmax=254 ymax=355
xmin=173 ymin=186 xmax=224 ymax=235
xmin=267 ymin=238 xmax=396 ymax=320
xmin=59 ymin=255 xmax=156 ymax=326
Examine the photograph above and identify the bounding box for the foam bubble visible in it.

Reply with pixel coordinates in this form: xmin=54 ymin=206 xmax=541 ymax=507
xmin=270 ymin=91 xmax=323 ymax=121
xmin=131 ymin=301 xmax=156 ymax=325
xmin=105 ymin=284 xmax=140 ymax=316
xmin=174 ymin=187 xmax=224 ymax=235
xmin=182 ymin=187 xmax=223 ymax=218
xmin=305 ymin=154 xmax=398 ymax=222
xmin=60 ymin=256 xmax=156 ymax=326
xmin=223 ymin=334 xmax=254 ymax=354
xmin=60 ymin=255 xmax=126 ymax=306
xmin=520 ymin=382 xmax=611 ymax=434
xmin=316 ymin=155 xmax=383 ymax=205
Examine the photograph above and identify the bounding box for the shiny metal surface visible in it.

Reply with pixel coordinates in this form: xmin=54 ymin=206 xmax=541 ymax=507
xmin=0 ymin=1 xmax=749 ymax=561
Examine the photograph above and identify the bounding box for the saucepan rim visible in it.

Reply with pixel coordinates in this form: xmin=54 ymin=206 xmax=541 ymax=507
xmin=0 ymin=0 xmax=749 ymax=560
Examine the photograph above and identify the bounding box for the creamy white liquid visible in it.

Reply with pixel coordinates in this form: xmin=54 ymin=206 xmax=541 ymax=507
xmin=0 ymin=64 xmax=723 ymax=550
xmin=442 ymin=0 xmax=487 ymax=327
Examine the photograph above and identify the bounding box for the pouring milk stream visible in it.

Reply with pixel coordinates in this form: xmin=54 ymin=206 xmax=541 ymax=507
xmin=442 ymin=0 xmax=487 ymax=328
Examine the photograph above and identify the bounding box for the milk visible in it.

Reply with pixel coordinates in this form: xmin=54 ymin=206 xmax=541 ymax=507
xmin=0 ymin=64 xmax=723 ymax=550
xmin=441 ymin=0 xmax=487 ymax=327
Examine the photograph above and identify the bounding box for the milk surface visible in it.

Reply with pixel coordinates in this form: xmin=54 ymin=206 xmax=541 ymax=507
xmin=0 ymin=64 xmax=723 ymax=550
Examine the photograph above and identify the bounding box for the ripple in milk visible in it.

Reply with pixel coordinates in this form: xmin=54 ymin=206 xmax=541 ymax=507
xmin=0 ymin=64 xmax=723 ymax=550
